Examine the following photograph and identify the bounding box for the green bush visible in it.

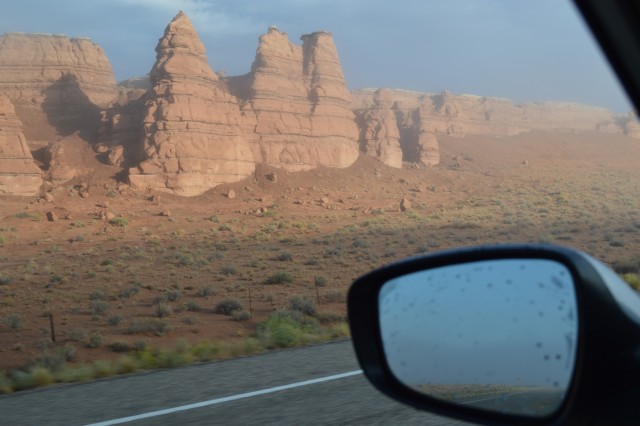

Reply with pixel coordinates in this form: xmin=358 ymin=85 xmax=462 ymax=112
xmin=264 ymin=271 xmax=293 ymax=285
xmin=289 ymin=296 xmax=316 ymax=316
xmin=90 ymin=300 xmax=109 ymax=317
xmin=221 ymin=265 xmax=238 ymax=276
xmin=109 ymin=217 xmax=128 ymax=227
xmin=314 ymin=275 xmax=328 ymax=287
xmin=126 ymin=319 xmax=172 ymax=336
xmin=214 ymin=298 xmax=244 ymax=316
xmin=276 ymin=251 xmax=292 ymax=261
xmin=185 ymin=301 xmax=201 ymax=312
xmin=232 ymin=310 xmax=252 ymax=322
xmin=622 ymin=273 xmax=640 ymax=290
xmin=257 ymin=310 xmax=319 ymax=349
xmin=155 ymin=303 xmax=172 ymax=318
xmin=2 ymin=313 xmax=23 ymax=331
xmin=86 ymin=331 xmax=104 ymax=349
xmin=197 ymin=285 xmax=215 ymax=297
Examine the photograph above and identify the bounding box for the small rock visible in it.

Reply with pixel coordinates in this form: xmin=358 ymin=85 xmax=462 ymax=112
xmin=64 ymin=214 xmax=72 ymax=220
xmin=79 ymin=191 xmax=89 ymax=198
xmin=105 ymin=211 xmax=116 ymax=221
xmin=259 ymin=195 xmax=273 ymax=203
xmin=160 ymin=210 xmax=171 ymax=217
xmin=46 ymin=211 xmax=58 ymax=222
xmin=44 ymin=193 xmax=54 ymax=203
xmin=522 ymin=160 xmax=529 ymax=166
xmin=97 ymin=200 xmax=110 ymax=208
xmin=266 ymin=172 xmax=277 ymax=182
xmin=227 ymin=189 xmax=236 ymax=199
xmin=244 ymin=186 xmax=252 ymax=192
xmin=400 ymin=197 xmax=412 ymax=212
xmin=321 ymin=196 xmax=329 ymax=205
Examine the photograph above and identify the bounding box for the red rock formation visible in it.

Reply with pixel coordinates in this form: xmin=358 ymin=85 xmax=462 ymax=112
xmin=358 ymin=89 xmax=403 ymax=168
xmin=0 ymin=33 xmax=116 ymax=107
xmin=0 ymin=33 xmax=117 ymax=142
xmin=238 ymin=28 xmax=359 ymax=172
xmin=353 ymin=88 xmax=630 ymax=167
xmin=0 ymin=94 xmax=43 ymax=195
xmin=128 ymin=11 xmax=255 ymax=196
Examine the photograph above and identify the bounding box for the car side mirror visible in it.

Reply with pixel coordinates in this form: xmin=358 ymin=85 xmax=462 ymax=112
xmin=348 ymin=244 xmax=640 ymax=426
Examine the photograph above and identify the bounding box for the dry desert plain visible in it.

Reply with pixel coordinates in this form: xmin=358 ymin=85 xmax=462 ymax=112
xmin=2 ymin=131 xmax=640 ymax=387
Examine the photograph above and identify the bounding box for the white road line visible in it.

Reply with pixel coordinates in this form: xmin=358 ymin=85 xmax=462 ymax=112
xmin=85 ymin=370 xmax=363 ymax=426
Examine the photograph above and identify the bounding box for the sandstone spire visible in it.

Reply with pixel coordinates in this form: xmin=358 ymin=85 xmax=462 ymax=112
xmin=240 ymin=27 xmax=359 ymax=172
xmin=129 ymin=11 xmax=254 ymax=196
xmin=0 ymin=94 xmax=43 ymax=195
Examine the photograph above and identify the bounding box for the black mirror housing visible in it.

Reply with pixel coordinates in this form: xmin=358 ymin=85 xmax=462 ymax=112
xmin=348 ymin=244 xmax=640 ymax=426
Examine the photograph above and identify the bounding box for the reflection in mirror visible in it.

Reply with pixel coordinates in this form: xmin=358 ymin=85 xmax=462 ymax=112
xmin=379 ymin=259 xmax=578 ymax=417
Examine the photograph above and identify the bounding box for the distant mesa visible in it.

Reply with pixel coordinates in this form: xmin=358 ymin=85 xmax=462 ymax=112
xmin=0 ymin=11 xmax=637 ymax=197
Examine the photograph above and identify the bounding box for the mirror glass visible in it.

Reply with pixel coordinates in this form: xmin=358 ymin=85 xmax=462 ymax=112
xmin=379 ymin=259 xmax=578 ymax=417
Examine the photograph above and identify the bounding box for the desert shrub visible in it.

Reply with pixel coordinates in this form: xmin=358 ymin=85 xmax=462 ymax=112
xmin=89 ymin=289 xmax=108 ymax=300
xmin=185 ymin=301 xmax=201 ymax=312
xmin=12 ymin=371 xmax=34 ymax=390
xmin=276 ymin=251 xmax=292 ymax=261
xmin=314 ymin=275 xmax=328 ymax=287
xmin=29 ymin=367 xmax=54 ymax=387
xmin=126 ymin=319 xmax=172 ymax=336
xmin=232 ymin=310 xmax=252 ymax=322
xmin=221 ymin=265 xmax=238 ymax=276
xmin=304 ymin=258 xmax=320 ymax=266
xmin=109 ymin=217 xmax=128 ymax=227
xmin=352 ymin=238 xmax=367 ymax=248
xmin=66 ymin=329 xmax=87 ymax=342
xmin=90 ymin=300 xmax=109 ymax=317
xmin=0 ymin=372 xmax=12 ymax=394
xmin=107 ymin=315 xmax=124 ymax=326
xmin=264 ymin=271 xmax=293 ymax=285
xmin=323 ymin=290 xmax=346 ymax=303
xmin=86 ymin=331 xmax=104 ymax=349
xmin=119 ymin=285 xmax=140 ymax=299
xmin=257 ymin=311 xmax=319 ymax=348
xmin=91 ymin=360 xmax=115 ymax=378
xmin=110 ymin=341 xmax=132 ymax=353
xmin=214 ymin=298 xmax=244 ymax=316
xmin=2 ymin=314 xmax=23 ymax=331
xmin=167 ymin=290 xmax=182 ymax=302
xmin=182 ymin=316 xmax=197 ymax=325
xmin=612 ymin=258 xmax=640 ymax=274
xmin=289 ymin=296 xmax=317 ymax=316
xmin=155 ymin=303 xmax=172 ymax=318
xmin=197 ymin=285 xmax=215 ymax=297
xmin=316 ymin=312 xmax=346 ymax=324
xmin=622 ymin=273 xmax=640 ymax=290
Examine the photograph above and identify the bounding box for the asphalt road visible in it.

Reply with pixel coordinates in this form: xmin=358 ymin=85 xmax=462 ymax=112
xmin=0 ymin=340 xmax=474 ymax=426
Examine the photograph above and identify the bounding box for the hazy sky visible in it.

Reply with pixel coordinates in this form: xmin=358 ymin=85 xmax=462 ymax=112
xmin=0 ymin=0 xmax=633 ymax=112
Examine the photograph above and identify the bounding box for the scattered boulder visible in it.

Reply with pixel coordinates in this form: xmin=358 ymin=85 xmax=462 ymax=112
xmin=160 ymin=210 xmax=171 ymax=217
xmin=46 ymin=211 xmax=58 ymax=222
xmin=43 ymin=193 xmax=54 ymax=203
xmin=265 ymin=172 xmax=277 ymax=182
xmin=226 ymin=189 xmax=236 ymax=199
xmin=400 ymin=197 xmax=412 ymax=212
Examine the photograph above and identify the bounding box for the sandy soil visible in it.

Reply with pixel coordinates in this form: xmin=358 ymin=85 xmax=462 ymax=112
xmin=2 ymin=130 xmax=640 ymax=372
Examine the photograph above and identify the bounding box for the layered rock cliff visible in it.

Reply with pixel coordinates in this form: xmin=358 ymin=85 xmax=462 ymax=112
xmin=353 ymin=89 xmax=631 ymax=167
xmin=0 ymin=94 xmax=43 ymax=195
xmin=231 ymin=27 xmax=359 ymax=172
xmin=0 ymin=33 xmax=116 ymax=141
xmin=127 ymin=11 xmax=255 ymax=196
